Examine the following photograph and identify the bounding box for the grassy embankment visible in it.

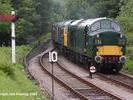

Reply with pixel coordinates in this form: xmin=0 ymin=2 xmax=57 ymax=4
xmin=0 ymin=33 xmax=51 ymax=100
xmin=122 ymin=32 xmax=133 ymax=75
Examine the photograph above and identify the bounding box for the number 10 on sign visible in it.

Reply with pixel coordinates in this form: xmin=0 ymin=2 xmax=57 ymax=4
xmin=49 ymin=51 xmax=58 ymax=63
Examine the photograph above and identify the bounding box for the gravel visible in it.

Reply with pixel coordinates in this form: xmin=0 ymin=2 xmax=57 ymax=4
xmin=59 ymin=55 xmax=133 ymax=100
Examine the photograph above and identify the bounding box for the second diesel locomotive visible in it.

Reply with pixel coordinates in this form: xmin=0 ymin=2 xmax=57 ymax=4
xmin=52 ymin=17 xmax=127 ymax=73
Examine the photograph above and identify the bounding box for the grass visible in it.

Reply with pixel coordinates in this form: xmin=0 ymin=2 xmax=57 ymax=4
xmin=0 ymin=46 xmax=46 ymax=100
xmin=122 ymin=32 xmax=133 ymax=75
xmin=37 ymin=32 xmax=51 ymax=43
xmin=123 ymin=46 xmax=133 ymax=75
xmin=126 ymin=32 xmax=133 ymax=46
xmin=31 ymin=33 xmax=51 ymax=46
xmin=123 ymin=60 xmax=133 ymax=75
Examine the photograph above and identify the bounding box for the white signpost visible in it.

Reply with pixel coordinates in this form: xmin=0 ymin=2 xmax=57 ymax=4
xmin=11 ymin=11 xmax=16 ymax=64
xmin=90 ymin=66 xmax=96 ymax=73
xmin=89 ymin=66 xmax=96 ymax=79
xmin=49 ymin=51 xmax=58 ymax=100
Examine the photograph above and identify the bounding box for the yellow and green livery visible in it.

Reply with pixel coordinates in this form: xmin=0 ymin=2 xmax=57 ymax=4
xmin=52 ymin=17 xmax=126 ymax=73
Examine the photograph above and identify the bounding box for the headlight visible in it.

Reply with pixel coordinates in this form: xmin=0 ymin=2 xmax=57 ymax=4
xmin=95 ymin=55 xmax=103 ymax=63
xmin=119 ymin=56 xmax=126 ymax=63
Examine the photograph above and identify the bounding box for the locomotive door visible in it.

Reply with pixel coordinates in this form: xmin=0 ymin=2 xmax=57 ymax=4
xmin=63 ymin=27 xmax=68 ymax=46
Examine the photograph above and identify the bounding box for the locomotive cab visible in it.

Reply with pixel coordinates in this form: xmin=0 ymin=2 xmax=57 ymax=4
xmin=86 ymin=18 xmax=127 ymax=72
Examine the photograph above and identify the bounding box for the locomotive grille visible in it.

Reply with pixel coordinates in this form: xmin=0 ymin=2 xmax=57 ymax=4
xmin=102 ymin=56 xmax=120 ymax=64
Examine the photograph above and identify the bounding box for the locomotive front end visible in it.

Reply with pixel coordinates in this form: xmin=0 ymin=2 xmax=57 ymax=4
xmin=95 ymin=34 xmax=126 ymax=64
xmin=87 ymin=18 xmax=126 ymax=72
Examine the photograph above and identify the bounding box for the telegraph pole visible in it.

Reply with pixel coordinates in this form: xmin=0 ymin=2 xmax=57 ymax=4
xmin=11 ymin=11 xmax=16 ymax=64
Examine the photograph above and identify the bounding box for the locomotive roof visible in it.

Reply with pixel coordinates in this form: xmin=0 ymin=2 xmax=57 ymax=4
xmin=56 ymin=20 xmax=73 ymax=27
xmin=70 ymin=19 xmax=84 ymax=26
xmin=54 ymin=18 xmax=122 ymax=35
xmin=78 ymin=17 xmax=123 ymax=35
xmin=55 ymin=17 xmax=119 ymax=27
xmin=78 ymin=17 xmax=111 ymax=27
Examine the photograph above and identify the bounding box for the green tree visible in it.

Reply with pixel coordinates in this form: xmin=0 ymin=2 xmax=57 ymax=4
xmin=94 ymin=0 xmax=121 ymax=18
xmin=50 ymin=1 xmax=65 ymax=22
xmin=0 ymin=0 xmax=12 ymax=46
xmin=65 ymin=0 xmax=97 ymax=19
xmin=119 ymin=0 xmax=133 ymax=17
xmin=35 ymin=0 xmax=52 ymax=34
xmin=0 ymin=0 xmax=56 ymax=45
xmin=64 ymin=0 xmax=121 ymax=19
xmin=14 ymin=0 xmax=39 ymax=44
xmin=117 ymin=0 xmax=133 ymax=32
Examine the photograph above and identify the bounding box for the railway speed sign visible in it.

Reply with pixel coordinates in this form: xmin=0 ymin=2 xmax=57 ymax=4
xmin=49 ymin=51 xmax=58 ymax=63
xmin=90 ymin=66 xmax=96 ymax=73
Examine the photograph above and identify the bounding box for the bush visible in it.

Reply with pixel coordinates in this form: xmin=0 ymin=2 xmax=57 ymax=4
xmin=117 ymin=17 xmax=133 ymax=33
xmin=123 ymin=60 xmax=133 ymax=75
xmin=126 ymin=33 xmax=133 ymax=46
xmin=126 ymin=46 xmax=133 ymax=60
xmin=0 ymin=64 xmax=15 ymax=79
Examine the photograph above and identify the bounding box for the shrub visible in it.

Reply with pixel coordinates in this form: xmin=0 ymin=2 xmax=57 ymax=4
xmin=117 ymin=17 xmax=133 ymax=33
xmin=0 ymin=64 xmax=15 ymax=79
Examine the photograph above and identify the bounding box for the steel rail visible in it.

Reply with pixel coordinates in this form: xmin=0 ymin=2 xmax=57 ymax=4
xmin=40 ymin=50 xmax=122 ymax=100
xmin=56 ymin=61 xmax=122 ymax=100
xmin=40 ymin=50 xmax=88 ymax=100
xmin=97 ymin=73 xmax=133 ymax=90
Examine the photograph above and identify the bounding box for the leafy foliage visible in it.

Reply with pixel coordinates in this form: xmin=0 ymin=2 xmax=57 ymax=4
xmin=0 ymin=0 xmax=52 ymax=45
xmin=117 ymin=17 xmax=133 ymax=32
xmin=0 ymin=0 xmax=133 ymax=46
xmin=50 ymin=1 xmax=65 ymax=22
xmin=35 ymin=0 xmax=52 ymax=33
xmin=0 ymin=46 xmax=45 ymax=100
xmin=64 ymin=0 xmax=121 ymax=19
xmin=94 ymin=0 xmax=121 ymax=18
xmin=65 ymin=0 xmax=97 ymax=19
xmin=117 ymin=0 xmax=133 ymax=33
xmin=14 ymin=0 xmax=39 ymax=44
xmin=0 ymin=0 xmax=12 ymax=46
xmin=119 ymin=0 xmax=133 ymax=17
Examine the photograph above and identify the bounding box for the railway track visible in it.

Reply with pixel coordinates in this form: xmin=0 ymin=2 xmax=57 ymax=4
xmin=97 ymin=73 xmax=133 ymax=91
xmin=40 ymin=51 xmax=122 ymax=100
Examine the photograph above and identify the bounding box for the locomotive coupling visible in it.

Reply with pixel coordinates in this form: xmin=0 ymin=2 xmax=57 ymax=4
xmin=95 ymin=55 xmax=103 ymax=63
xmin=119 ymin=56 xmax=126 ymax=63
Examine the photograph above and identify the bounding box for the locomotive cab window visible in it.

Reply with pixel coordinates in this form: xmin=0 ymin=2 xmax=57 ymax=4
xmin=90 ymin=20 xmax=121 ymax=33
xmin=111 ymin=22 xmax=120 ymax=32
xmin=91 ymin=22 xmax=100 ymax=32
xmin=101 ymin=20 xmax=110 ymax=29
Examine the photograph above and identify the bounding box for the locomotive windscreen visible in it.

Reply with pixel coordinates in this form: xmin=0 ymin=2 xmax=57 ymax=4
xmin=90 ymin=20 xmax=121 ymax=32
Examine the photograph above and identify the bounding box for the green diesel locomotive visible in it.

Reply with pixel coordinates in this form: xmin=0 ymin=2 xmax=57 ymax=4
xmin=52 ymin=17 xmax=126 ymax=73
